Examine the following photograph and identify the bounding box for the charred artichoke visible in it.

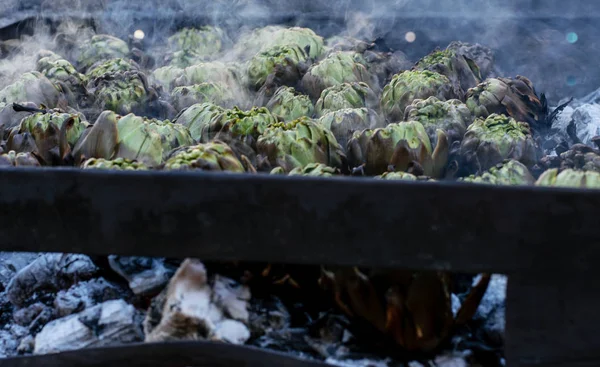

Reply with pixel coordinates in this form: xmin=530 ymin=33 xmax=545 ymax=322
xmin=256 ymin=117 xmax=346 ymax=172
xmin=173 ymin=102 xmax=226 ymax=142
xmin=171 ymin=83 xmax=232 ymax=111
xmin=86 ymin=58 xmax=140 ymax=79
xmin=458 ymin=114 xmax=539 ymax=173
xmin=347 ymin=121 xmax=449 ymax=177
xmin=166 ymin=26 xmax=227 ymax=67
xmin=459 ymin=160 xmax=535 ymax=185
xmin=315 ymin=82 xmax=378 ymax=116
xmin=164 ymin=141 xmax=246 ymax=172
xmin=380 ymin=70 xmax=457 ymax=123
xmin=36 ymin=54 xmax=88 ymax=105
xmin=265 ymin=86 xmax=314 ymax=122
xmin=88 ymin=70 xmax=151 ymax=116
xmin=0 ymin=72 xmax=62 ymax=108
xmin=404 ymin=97 xmax=472 ymax=147
xmin=247 ymin=45 xmax=310 ymax=90
xmin=465 ymin=76 xmax=547 ymax=134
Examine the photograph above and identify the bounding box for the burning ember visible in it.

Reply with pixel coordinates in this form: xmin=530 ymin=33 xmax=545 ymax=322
xmin=0 ymin=1 xmax=598 ymax=365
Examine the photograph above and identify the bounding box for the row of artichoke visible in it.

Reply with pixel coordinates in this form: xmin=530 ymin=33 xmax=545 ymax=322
xmin=0 ymin=24 xmax=598 ymax=189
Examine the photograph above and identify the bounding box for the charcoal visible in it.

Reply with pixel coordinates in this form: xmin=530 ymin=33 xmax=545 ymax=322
xmin=0 ymin=252 xmax=40 ymax=289
xmin=108 ymin=255 xmax=176 ymax=296
xmin=473 ymin=274 xmax=507 ymax=346
xmin=54 ymin=277 xmax=130 ymax=317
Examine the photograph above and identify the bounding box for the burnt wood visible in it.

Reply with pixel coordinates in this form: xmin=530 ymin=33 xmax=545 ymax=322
xmin=0 ymin=340 xmax=330 ymax=367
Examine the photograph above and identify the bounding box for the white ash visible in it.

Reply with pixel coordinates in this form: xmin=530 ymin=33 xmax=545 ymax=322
xmin=6 ymin=253 xmax=99 ymax=307
xmin=34 ymin=299 xmax=144 ymax=355
xmin=0 ymin=252 xmax=40 ymax=289
xmin=473 ymin=274 xmax=507 ymax=345
xmin=108 ymin=255 xmax=176 ymax=296
xmin=54 ymin=277 xmax=129 ymax=317
xmin=13 ymin=302 xmax=54 ymax=332
xmin=325 ymin=357 xmax=391 ymax=367
xmin=0 ymin=324 xmax=28 ymax=358
xmin=143 ymin=258 xmax=251 ymax=345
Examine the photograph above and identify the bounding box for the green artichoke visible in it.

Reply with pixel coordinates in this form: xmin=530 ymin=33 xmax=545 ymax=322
xmin=347 ymin=121 xmax=449 ymax=177
xmin=465 ymin=76 xmax=546 ymax=132
xmin=86 ymin=58 xmax=140 ymax=79
xmin=72 ymin=111 xmax=193 ymax=167
xmin=403 ymin=97 xmax=472 ymax=147
xmin=536 ymin=168 xmax=600 ymax=189
xmin=88 ymin=71 xmax=150 ymax=115
xmin=165 ymin=27 xmax=226 ymax=67
xmin=209 ymin=106 xmax=278 ymax=147
xmin=318 ymin=108 xmax=384 ymax=150
xmin=414 ymin=48 xmax=482 ymax=98
xmin=247 ymin=45 xmax=309 ymax=90
xmin=458 ymin=114 xmax=539 ymax=173
xmin=170 ymin=83 xmax=233 ymax=111
xmin=315 ymin=82 xmax=378 ymax=116
xmin=151 ymin=66 xmax=184 ymax=91
xmin=288 ymin=163 xmax=341 ymax=177
xmin=380 ymin=70 xmax=457 ymax=123
xmin=374 ymin=171 xmax=435 ymax=181
xmin=82 ymin=157 xmax=148 ymax=170
xmin=6 ymin=109 xmax=87 ymax=165
xmin=36 ymin=55 xmax=88 ymax=103
xmin=164 ymin=141 xmax=246 ymax=172
xmin=0 ymin=150 xmax=41 ymax=167
xmin=301 ymin=51 xmax=374 ymax=99
xmin=459 ymin=160 xmax=535 ymax=186
xmin=173 ymin=102 xmax=226 ymax=142
xmin=77 ymin=35 xmax=130 ymax=72
xmin=0 ymin=72 xmax=62 ymax=108
xmin=265 ymin=86 xmax=314 ymax=122
xmin=115 ymin=113 xmax=194 ymax=166
xmin=256 ymin=117 xmax=347 ymax=172
xmin=235 ymin=26 xmax=324 ymax=61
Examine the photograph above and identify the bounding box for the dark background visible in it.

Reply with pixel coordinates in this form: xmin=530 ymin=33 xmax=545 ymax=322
xmin=1 ymin=0 xmax=599 ymax=104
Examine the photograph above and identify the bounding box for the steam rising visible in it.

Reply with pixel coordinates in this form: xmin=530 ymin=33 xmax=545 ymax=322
xmin=0 ymin=0 xmax=598 ymax=108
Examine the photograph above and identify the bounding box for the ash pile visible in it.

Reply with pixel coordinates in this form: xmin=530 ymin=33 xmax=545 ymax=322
xmin=0 ymin=252 xmax=507 ymax=366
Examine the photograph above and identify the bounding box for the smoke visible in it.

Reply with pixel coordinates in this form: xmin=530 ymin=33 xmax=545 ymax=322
xmin=1 ymin=0 xmax=599 ymax=108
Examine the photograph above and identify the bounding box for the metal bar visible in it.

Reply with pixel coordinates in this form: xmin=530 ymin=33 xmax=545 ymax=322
xmin=0 ymin=168 xmax=599 ymax=273
xmin=0 ymin=340 xmax=330 ymax=367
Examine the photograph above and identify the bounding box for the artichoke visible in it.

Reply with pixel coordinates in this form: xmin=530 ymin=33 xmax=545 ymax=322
xmin=88 ymin=71 xmax=150 ymax=115
xmin=0 ymin=102 xmax=41 ymax=139
xmin=447 ymin=41 xmax=497 ymax=79
xmin=72 ymin=111 xmax=193 ymax=167
xmin=536 ymin=168 xmax=600 ymax=189
xmin=115 ymin=114 xmax=194 ymax=166
xmin=36 ymin=55 xmax=88 ymax=104
xmin=288 ymin=163 xmax=341 ymax=177
xmin=315 ymin=82 xmax=378 ymax=116
xmin=465 ymin=76 xmax=547 ymax=133
xmin=403 ymin=97 xmax=473 ymax=147
xmin=151 ymin=66 xmax=184 ymax=91
xmin=86 ymin=58 xmax=140 ymax=79
xmin=265 ymin=86 xmax=314 ymax=122
xmin=173 ymin=102 xmax=227 ymax=142
xmin=82 ymin=157 xmax=148 ymax=170
xmin=459 ymin=160 xmax=535 ymax=186
xmin=318 ymin=108 xmax=384 ymax=150
xmin=347 ymin=121 xmax=449 ymax=177
xmin=6 ymin=109 xmax=88 ymax=165
xmin=414 ymin=48 xmax=482 ymax=98
xmin=247 ymin=45 xmax=310 ymax=90
xmin=0 ymin=150 xmax=41 ymax=167
xmin=235 ymin=26 xmax=324 ymax=61
xmin=165 ymin=27 xmax=226 ymax=67
xmin=256 ymin=117 xmax=347 ymax=172
xmin=301 ymin=51 xmax=374 ymax=99
xmin=380 ymin=70 xmax=457 ymax=123
xmin=172 ymin=62 xmax=240 ymax=88
xmin=208 ymin=106 xmax=278 ymax=147
xmin=171 ymin=83 xmax=233 ymax=111
xmin=164 ymin=141 xmax=246 ymax=172
xmin=458 ymin=114 xmax=539 ymax=173
xmin=0 ymin=72 xmax=62 ymax=108
xmin=375 ymin=171 xmax=434 ymax=181
xmin=77 ymin=35 xmax=130 ymax=72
